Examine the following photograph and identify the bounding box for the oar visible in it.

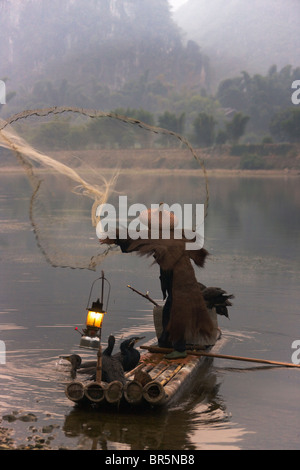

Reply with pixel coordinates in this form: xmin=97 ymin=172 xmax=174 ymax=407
xmin=140 ymin=345 xmax=300 ymax=369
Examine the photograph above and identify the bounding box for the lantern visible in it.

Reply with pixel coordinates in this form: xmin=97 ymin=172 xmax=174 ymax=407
xmin=79 ymin=271 xmax=110 ymax=349
xmin=86 ymin=300 xmax=106 ymax=329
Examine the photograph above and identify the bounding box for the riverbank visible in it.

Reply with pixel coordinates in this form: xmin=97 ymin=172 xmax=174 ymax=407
xmin=0 ymin=412 xmax=66 ymax=450
xmin=1 ymin=166 xmax=299 ymax=178
xmin=1 ymin=144 xmax=300 ymax=174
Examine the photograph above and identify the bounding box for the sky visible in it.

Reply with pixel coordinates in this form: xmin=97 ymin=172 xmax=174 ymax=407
xmin=169 ymin=0 xmax=188 ymax=11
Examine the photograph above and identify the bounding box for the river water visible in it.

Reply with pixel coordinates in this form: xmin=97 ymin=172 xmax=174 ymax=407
xmin=0 ymin=171 xmax=299 ymax=450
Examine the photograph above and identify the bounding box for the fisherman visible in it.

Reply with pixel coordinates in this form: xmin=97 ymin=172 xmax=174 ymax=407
xmin=99 ymin=207 xmax=217 ymax=359
xmin=158 ymin=268 xmax=186 ymax=355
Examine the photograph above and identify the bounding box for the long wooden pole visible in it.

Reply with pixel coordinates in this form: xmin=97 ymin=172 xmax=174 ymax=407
xmin=140 ymin=345 xmax=300 ymax=369
xmin=96 ymin=327 xmax=103 ymax=383
xmin=127 ymin=285 xmax=159 ymax=306
xmin=96 ymin=344 xmax=102 ymax=382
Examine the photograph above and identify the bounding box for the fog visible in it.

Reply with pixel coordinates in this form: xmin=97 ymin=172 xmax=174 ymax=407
xmin=0 ymin=0 xmax=300 ymax=451
xmin=1 ymin=0 xmax=299 ymax=114
xmin=175 ymin=0 xmax=300 ymax=80
xmin=169 ymin=0 xmax=188 ymax=10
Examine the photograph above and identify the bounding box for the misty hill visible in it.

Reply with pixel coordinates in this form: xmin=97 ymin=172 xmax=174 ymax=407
xmin=175 ymin=0 xmax=300 ymax=86
xmin=0 ymin=0 xmax=209 ymax=112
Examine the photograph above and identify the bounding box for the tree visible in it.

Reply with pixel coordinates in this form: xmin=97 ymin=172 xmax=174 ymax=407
xmin=217 ymin=77 xmax=247 ymax=110
xmin=30 ymin=118 xmax=71 ymax=150
xmin=217 ymin=66 xmax=300 ymax=136
xmin=113 ymin=107 xmax=155 ymax=147
xmin=158 ymin=111 xmax=185 ymax=134
xmin=192 ymin=112 xmax=216 ymax=147
xmin=215 ymin=129 xmax=227 ymax=145
xmin=270 ymin=108 xmax=300 ymax=142
xmin=225 ymin=113 xmax=250 ymax=144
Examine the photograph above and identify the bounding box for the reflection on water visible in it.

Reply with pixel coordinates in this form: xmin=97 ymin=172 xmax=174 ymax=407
xmin=0 ymin=173 xmax=299 ymax=449
xmin=1 ymin=344 xmax=247 ymax=450
xmin=61 ymin=360 xmax=226 ymax=451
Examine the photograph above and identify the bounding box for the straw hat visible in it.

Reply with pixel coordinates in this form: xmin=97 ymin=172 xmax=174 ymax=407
xmin=139 ymin=203 xmax=178 ymax=230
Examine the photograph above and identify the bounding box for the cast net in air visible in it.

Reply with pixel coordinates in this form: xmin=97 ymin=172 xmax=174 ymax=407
xmin=0 ymin=107 xmax=209 ymax=270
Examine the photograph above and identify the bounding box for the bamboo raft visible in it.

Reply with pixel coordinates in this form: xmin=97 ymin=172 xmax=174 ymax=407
xmin=64 ymin=276 xmax=300 ymax=408
xmin=65 ymin=340 xmax=223 ymax=408
xmin=65 ymin=306 xmax=223 ymax=408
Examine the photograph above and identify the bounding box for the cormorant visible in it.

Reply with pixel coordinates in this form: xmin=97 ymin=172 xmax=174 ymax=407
xmin=60 ymin=354 xmax=96 ymax=379
xmin=60 ymin=335 xmax=126 ymax=383
xmin=100 ymin=334 xmax=126 ymax=384
xmin=113 ymin=336 xmax=145 ymax=372
xmin=198 ymin=283 xmax=234 ymax=318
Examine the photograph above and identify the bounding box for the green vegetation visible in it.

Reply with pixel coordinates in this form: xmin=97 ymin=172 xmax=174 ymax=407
xmin=191 ymin=113 xmax=216 ymax=147
xmin=6 ymin=61 xmax=299 ymax=150
xmin=270 ymin=108 xmax=300 ymax=143
xmin=239 ymin=155 xmax=267 ymax=170
xmin=0 ymin=0 xmax=299 ymax=163
xmin=216 ymin=66 xmax=300 ymax=137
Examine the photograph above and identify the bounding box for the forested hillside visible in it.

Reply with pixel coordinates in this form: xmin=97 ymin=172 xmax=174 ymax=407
xmin=0 ymin=0 xmax=209 ymax=112
xmin=0 ymin=0 xmax=299 ymax=149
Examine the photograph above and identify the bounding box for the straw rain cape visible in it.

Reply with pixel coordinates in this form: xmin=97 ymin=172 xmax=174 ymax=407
xmin=102 ymin=231 xmax=218 ymax=344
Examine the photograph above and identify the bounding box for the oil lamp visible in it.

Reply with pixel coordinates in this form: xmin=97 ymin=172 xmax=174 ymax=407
xmin=86 ymin=299 xmax=106 ymax=330
xmin=79 ymin=271 xmax=110 ymax=350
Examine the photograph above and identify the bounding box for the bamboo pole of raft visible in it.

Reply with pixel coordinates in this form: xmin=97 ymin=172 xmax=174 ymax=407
xmin=148 ymin=361 xmax=170 ymax=379
xmin=143 ymin=381 xmax=165 ymax=404
xmin=160 ymin=364 xmax=184 ymax=386
xmin=84 ymin=381 xmax=107 ymax=403
xmin=124 ymin=361 xmax=169 ymax=405
xmin=163 ymin=358 xmax=201 ymax=404
xmin=143 ymin=364 xmax=182 ymax=404
xmin=143 ymin=355 xmax=206 ymax=406
xmin=65 ymin=381 xmax=85 ymax=403
xmin=140 ymin=345 xmax=300 ymax=369
xmin=124 ymin=381 xmax=144 ymax=405
xmin=104 ymin=380 xmax=124 ymax=404
xmin=151 ymin=363 xmax=170 ymax=380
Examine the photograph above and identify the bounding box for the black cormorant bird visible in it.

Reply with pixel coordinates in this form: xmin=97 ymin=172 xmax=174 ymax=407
xmin=113 ymin=336 xmax=145 ymax=372
xmin=60 ymin=335 xmax=125 ymax=383
xmin=60 ymin=354 xmax=96 ymax=379
xmin=100 ymin=335 xmax=126 ymax=384
xmin=198 ymin=283 xmax=234 ymax=318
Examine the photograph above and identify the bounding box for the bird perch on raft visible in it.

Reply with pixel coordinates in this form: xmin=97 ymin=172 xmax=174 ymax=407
xmin=64 ymin=285 xmax=300 ymax=409
xmin=65 ymin=330 xmax=300 ymax=408
xmin=64 ymin=297 xmax=225 ymax=408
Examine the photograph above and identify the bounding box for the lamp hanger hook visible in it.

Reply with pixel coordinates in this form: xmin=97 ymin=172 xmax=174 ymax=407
xmin=86 ymin=270 xmax=111 ymax=311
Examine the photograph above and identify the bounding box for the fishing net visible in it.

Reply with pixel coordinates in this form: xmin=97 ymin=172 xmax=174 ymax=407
xmin=0 ymin=107 xmax=209 ymax=270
